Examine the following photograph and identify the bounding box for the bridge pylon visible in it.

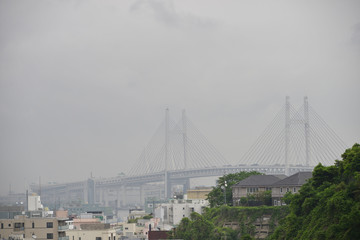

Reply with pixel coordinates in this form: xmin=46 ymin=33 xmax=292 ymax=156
xmin=240 ymin=96 xmax=347 ymax=172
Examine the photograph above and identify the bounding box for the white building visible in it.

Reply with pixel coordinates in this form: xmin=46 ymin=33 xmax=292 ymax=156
xmin=155 ymin=198 xmax=209 ymax=226
xmin=27 ymin=195 xmax=44 ymax=211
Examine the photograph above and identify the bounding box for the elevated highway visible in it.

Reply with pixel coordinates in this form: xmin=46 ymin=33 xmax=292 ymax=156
xmin=31 ymin=164 xmax=314 ymax=208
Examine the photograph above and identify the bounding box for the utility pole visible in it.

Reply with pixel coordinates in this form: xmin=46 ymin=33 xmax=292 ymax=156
xmin=224 ymin=180 xmax=227 ymax=205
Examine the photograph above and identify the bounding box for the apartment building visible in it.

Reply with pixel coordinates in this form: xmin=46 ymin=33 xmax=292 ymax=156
xmin=155 ymin=198 xmax=209 ymax=226
xmin=0 ymin=215 xmax=68 ymax=240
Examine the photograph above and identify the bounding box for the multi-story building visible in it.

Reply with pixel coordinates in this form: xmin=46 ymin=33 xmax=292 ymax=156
xmin=271 ymin=171 xmax=312 ymax=206
xmin=155 ymin=198 xmax=209 ymax=226
xmin=0 ymin=215 xmax=68 ymax=240
xmin=232 ymin=175 xmax=285 ymax=206
xmin=231 ymin=172 xmax=312 ymax=206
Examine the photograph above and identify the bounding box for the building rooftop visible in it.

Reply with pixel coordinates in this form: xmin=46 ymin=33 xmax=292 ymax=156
xmin=272 ymin=172 xmax=312 ymax=186
xmin=232 ymin=175 xmax=283 ymax=187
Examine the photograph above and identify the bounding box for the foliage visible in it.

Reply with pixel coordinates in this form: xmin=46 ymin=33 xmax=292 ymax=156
xmin=282 ymin=192 xmax=294 ymax=205
xmin=269 ymin=143 xmax=360 ymax=239
xmin=239 ymin=190 xmax=272 ymax=206
xmin=169 ymin=212 xmax=218 ymax=240
xmin=206 ymin=171 xmax=262 ymax=207
xmin=169 ymin=205 xmax=289 ymax=240
xmin=142 ymin=214 xmax=153 ymax=219
xmin=128 ymin=214 xmax=153 ymax=223
xmin=127 ymin=218 xmax=138 ymax=223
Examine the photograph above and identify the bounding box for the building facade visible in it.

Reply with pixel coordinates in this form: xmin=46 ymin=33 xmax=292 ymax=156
xmin=232 ymin=175 xmax=285 ymax=206
xmin=231 ymin=172 xmax=312 ymax=206
xmin=155 ymin=199 xmax=208 ymax=226
xmin=271 ymin=172 xmax=312 ymax=206
xmin=0 ymin=215 xmax=68 ymax=240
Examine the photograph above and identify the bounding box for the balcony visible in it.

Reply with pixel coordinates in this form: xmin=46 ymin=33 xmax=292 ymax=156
xmin=59 ymin=237 xmax=69 ymax=240
xmin=13 ymin=227 xmax=24 ymax=232
xmin=58 ymin=225 xmax=69 ymax=231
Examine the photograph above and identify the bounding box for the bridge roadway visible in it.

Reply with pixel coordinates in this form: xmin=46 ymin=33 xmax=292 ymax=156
xmin=96 ymin=164 xmax=314 ymax=187
xmin=32 ymin=165 xmax=314 ymax=207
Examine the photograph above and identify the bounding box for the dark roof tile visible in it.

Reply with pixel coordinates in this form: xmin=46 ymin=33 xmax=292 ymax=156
xmin=272 ymin=172 xmax=312 ymax=186
xmin=232 ymin=175 xmax=283 ymax=187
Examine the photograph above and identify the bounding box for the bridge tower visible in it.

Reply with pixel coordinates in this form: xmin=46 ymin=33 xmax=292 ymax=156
xmin=285 ymin=96 xmax=290 ymax=175
xmin=182 ymin=109 xmax=191 ymax=193
xmin=304 ymin=96 xmax=310 ymax=167
xmin=182 ymin=109 xmax=188 ymax=170
xmin=164 ymin=108 xmax=170 ymax=199
xmin=284 ymin=96 xmax=310 ymax=175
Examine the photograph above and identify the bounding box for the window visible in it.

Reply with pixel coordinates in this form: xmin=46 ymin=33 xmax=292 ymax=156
xmin=15 ymin=222 xmax=24 ymax=228
xmin=247 ymin=187 xmax=259 ymax=193
xmin=286 ymin=188 xmax=289 ymax=192
xmin=280 ymin=188 xmax=283 ymax=193
xmin=96 ymin=237 xmax=102 ymax=240
xmin=32 ymin=222 xmax=35 ymax=228
xmin=274 ymin=200 xmax=277 ymax=206
xmin=1 ymin=223 xmax=3 ymax=229
xmin=46 ymin=222 xmax=53 ymax=228
xmin=8 ymin=224 xmax=11 ymax=227
xmin=293 ymin=187 xmax=296 ymax=193
xmin=47 ymin=233 xmax=53 ymax=239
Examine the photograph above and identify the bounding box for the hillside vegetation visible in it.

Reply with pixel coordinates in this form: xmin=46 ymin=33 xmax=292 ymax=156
xmin=169 ymin=144 xmax=360 ymax=239
xmin=169 ymin=206 xmax=289 ymax=240
xmin=270 ymin=143 xmax=360 ymax=239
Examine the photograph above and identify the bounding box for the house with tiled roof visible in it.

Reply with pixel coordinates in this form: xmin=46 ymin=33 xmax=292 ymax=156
xmin=271 ymin=171 xmax=312 ymax=206
xmin=232 ymin=175 xmax=285 ymax=206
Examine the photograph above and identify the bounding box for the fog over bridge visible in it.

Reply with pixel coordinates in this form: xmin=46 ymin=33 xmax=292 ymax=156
xmin=30 ymin=97 xmax=346 ymax=208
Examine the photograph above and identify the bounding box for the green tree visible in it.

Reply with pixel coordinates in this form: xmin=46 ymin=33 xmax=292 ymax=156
xmin=189 ymin=212 xmax=216 ymax=240
xmin=270 ymin=143 xmax=360 ymax=240
xmin=207 ymin=171 xmax=262 ymax=207
xmin=170 ymin=212 xmax=216 ymax=240
xmin=171 ymin=217 xmax=192 ymax=240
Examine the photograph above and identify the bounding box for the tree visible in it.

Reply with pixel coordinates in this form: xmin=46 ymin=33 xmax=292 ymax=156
xmin=207 ymin=171 xmax=262 ymax=207
xmin=270 ymin=143 xmax=360 ymax=240
xmin=171 ymin=217 xmax=192 ymax=240
xmin=170 ymin=213 xmax=216 ymax=240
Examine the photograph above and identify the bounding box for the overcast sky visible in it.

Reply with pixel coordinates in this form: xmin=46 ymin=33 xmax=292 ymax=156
xmin=1 ymin=0 xmax=359 ymax=195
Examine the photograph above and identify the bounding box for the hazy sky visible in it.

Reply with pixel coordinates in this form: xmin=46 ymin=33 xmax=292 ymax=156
xmin=1 ymin=0 xmax=359 ymax=195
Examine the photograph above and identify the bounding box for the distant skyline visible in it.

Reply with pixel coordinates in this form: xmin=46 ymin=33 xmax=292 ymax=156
xmin=1 ymin=0 xmax=359 ymax=195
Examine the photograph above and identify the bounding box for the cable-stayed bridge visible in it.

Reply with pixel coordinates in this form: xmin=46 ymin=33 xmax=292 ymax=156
xmin=31 ymin=97 xmax=347 ymax=207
